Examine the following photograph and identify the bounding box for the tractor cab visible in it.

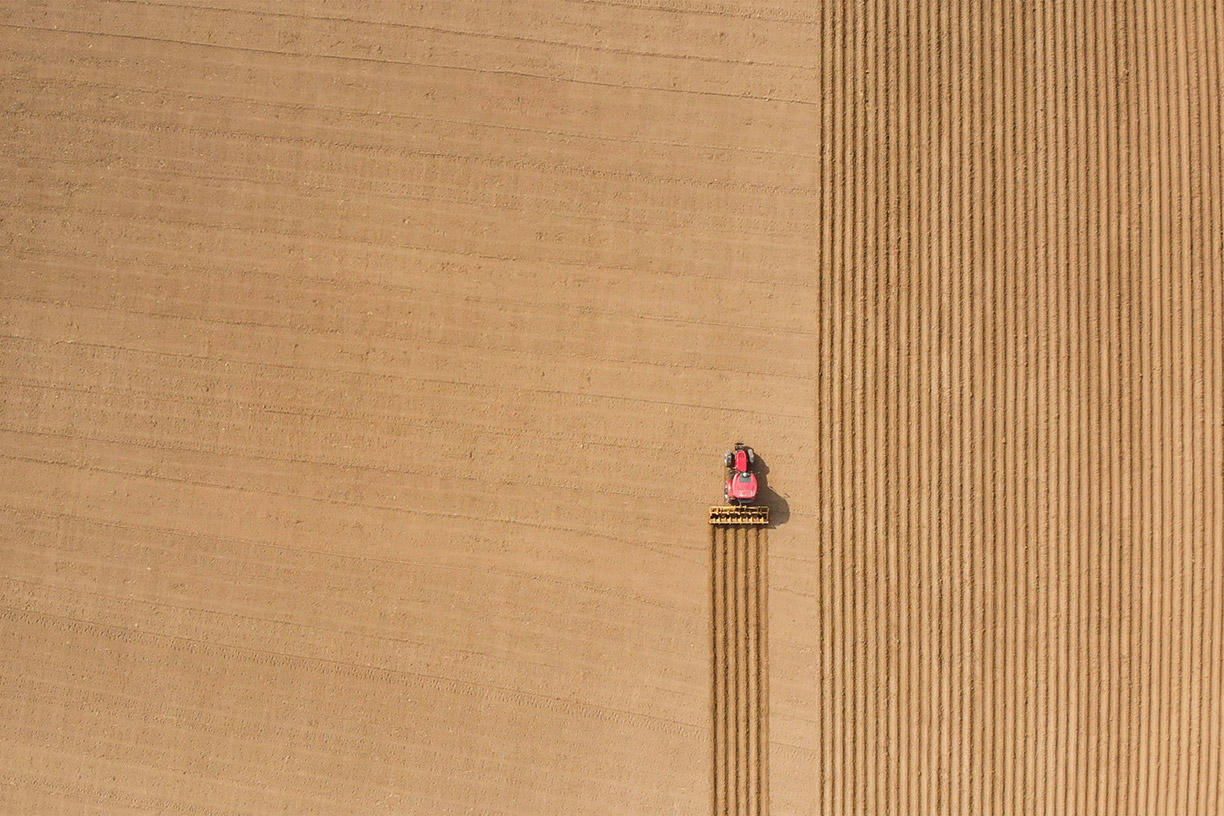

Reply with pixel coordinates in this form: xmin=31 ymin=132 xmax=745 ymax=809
xmin=724 ymin=443 xmax=759 ymax=504
xmin=726 ymin=470 xmax=759 ymax=503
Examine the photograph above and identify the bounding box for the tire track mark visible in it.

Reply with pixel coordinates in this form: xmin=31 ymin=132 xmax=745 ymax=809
xmin=734 ymin=525 xmax=747 ymax=816
xmin=746 ymin=527 xmax=759 ymax=816
xmin=723 ymin=524 xmax=734 ymax=816
xmin=757 ymin=527 xmax=770 ymax=816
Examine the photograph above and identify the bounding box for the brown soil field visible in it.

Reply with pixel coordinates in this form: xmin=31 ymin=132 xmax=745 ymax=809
xmin=2 ymin=2 xmax=1222 ymax=814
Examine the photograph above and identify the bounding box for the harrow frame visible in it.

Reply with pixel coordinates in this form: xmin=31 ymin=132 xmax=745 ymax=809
xmin=708 ymin=505 xmax=770 ymax=526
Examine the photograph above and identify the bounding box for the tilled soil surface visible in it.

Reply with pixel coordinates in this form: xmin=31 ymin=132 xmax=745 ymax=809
xmin=2 ymin=2 xmax=1222 ymax=814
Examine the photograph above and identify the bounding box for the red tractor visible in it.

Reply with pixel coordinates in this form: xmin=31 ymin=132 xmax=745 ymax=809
xmin=723 ymin=443 xmax=758 ymax=504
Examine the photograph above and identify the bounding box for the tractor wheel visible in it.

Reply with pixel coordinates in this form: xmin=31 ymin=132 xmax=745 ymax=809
xmin=724 ymin=452 xmax=734 ymax=468
xmin=746 ymin=448 xmax=756 ymax=466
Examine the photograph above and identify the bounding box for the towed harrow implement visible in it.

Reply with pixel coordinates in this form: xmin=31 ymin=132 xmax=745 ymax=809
xmin=708 ymin=505 xmax=770 ymax=525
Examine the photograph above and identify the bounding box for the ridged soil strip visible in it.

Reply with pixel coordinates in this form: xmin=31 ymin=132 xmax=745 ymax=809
xmin=745 ymin=526 xmax=759 ymax=816
xmin=721 ymin=525 xmax=732 ymax=814
xmin=816 ymin=2 xmax=1223 ymax=811
xmin=714 ymin=525 xmax=721 ymax=816
xmin=711 ymin=524 xmax=769 ymax=816
xmin=734 ymin=525 xmax=749 ymax=816
xmin=755 ymin=527 xmax=770 ymax=816
xmin=725 ymin=524 xmax=737 ymax=816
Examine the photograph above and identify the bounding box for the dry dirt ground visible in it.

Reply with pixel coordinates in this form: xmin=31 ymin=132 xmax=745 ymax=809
xmin=1 ymin=2 xmax=1222 ymax=814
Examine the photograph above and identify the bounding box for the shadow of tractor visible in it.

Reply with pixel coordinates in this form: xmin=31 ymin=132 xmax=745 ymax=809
xmin=747 ymin=450 xmax=790 ymax=527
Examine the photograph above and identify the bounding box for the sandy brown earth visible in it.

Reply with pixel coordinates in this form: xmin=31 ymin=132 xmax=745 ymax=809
xmin=1 ymin=1 xmax=1222 ymax=814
